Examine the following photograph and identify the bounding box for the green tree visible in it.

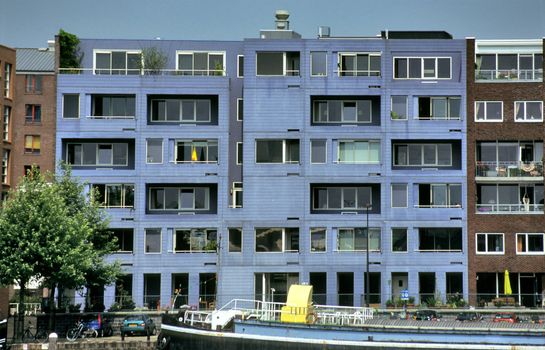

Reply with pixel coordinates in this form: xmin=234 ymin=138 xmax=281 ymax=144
xmin=58 ymin=29 xmax=82 ymax=68
xmin=140 ymin=47 xmax=168 ymax=75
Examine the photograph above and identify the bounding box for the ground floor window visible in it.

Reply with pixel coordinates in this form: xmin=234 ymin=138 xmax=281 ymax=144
xmin=255 ymin=272 xmax=299 ymax=303
xmin=337 ymin=272 xmax=354 ymax=306
xmin=143 ymin=273 xmax=161 ymax=310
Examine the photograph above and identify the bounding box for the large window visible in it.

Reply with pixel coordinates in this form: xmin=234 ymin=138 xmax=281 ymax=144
xmin=391 ymin=184 xmax=408 ymax=208
xmin=255 ymin=139 xmax=299 ymax=164
xmin=177 ymin=51 xmax=225 ymax=76
xmin=515 ymin=101 xmax=543 ymax=122
xmin=111 ymin=228 xmax=134 ymax=253
xmin=146 ymin=139 xmax=163 ymax=164
xmin=255 ymin=228 xmax=299 ymax=252
xmin=418 ymin=97 xmax=461 ymax=120
xmin=391 ymin=96 xmax=408 ymax=120
xmin=311 ymin=51 xmax=327 ymax=76
xmin=25 ymin=104 xmax=41 ymax=123
xmin=311 ymin=140 xmax=326 ymax=164
xmin=337 ymin=140 xmax=380 ymax=163
xmin=150 ymin=98 xmax=211 ymax=122
xmin=174 ymin=228 xmax=217 ymax=252
xmin=145 ymin=228 xmax=161 ymax=253
xmin=237 ymin=55 xmax=244 ymax=78
xmin=256 ymin=52 xmax=300 ymax=76
xmin=475 ymin=101 xmax=502 ymax=122
xmin=476 ymin=141 xmax=543 ymax=178
xmin=338 ymin=53 xmax=381 ymax=76
xmin=66 ymin=143 xmax=129 ymax=166
xmin=418 ymin=228 xmax=462 ymax=251
xmin=3 ymin=106 xmax=10 ymax=142
xmin=312 ymin=186 xmax=372 ymax=211
xmin=394 ymin=57 xmax=451 ymax=79
xmin=24 ymin=135 xmax=41 ymax=154
xmin=237 ymin=98 xmax=243 ymax=121
xmin=94 ymin=50 xmax=141 ymax=75
xmin=392 ymin=228 xmax=408 ymax=252
xmin=92 ymin=184 xmax=134 ymax=208
xmin=149 ymin=186 xmax=210 ymax=211
xmin=476 ymin=184 xmax=544 ymax=213
xmin=337 ymin=228 xmax=380 ymax=251
xmin=175 ymin=140 xmax=218 ymax=163
xmin=3 ymin=63 xmax=12 ymax=98
xmin=236 ymin=142 xmax=243 ymax=165
xmin=228 ymin=228 xmax=242 ymax=253
xmin=62 ymin=94 xmax=79 ymax=119
xmin=310 ymin=228 xmax=326 ymax=252
xmin=313 ymin=99 xmax=372 ymax=124
xmin=476 ymin=233 xmax=504 ymax=254
xmin=476 ymin=53 xmax=543 ymax=81
xmin=91 ymin=95 xmax=135 ymax=118
xmin=516 ymin=233 xmax=545 ymax=254
xmin=418 ymin=184 xmax=462 ymax=208
xmin=231 ymin=182 xmax=243 ymax=208
xmin=25 ymin=75 xmax=42 ymax=93
xmin=393 ymin=143 xmax=452 ymax=166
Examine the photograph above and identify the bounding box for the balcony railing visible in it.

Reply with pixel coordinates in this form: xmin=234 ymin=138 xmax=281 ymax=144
xmin=414 ymin=204 xmax=462 ymax=208
xmin=58 ymin=68 xmax=226 ymax=76
xmin=476 ymin=203 xmax=544 ymax=214
xmin=336 ymin=70 xmax=381 ymax=77
xmin=476 ymin=161 xmax=543 ymax=178
xmin=475 ymin=69 xmax=543 ymax=81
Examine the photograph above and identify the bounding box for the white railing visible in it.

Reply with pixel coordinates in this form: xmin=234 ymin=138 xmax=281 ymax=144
xmin=414 ymin=204 xmax=462 ymax=208
xmin=475 ymin=69 xmax=543 ymax=81
xmin=85 ymin=115 xmax=135 ymax=120
xmin=9 ymin=303 xmax=41 ymax=315
xmin=476 ymin=203 xmax=544 ymax=214
xmin=58 ymin=68 xmax=226 ymax=76
xmin=476 ymin=161 xmax=543 ymax=178
xmin=169 ymin=160 xmax=219 ymax=164
xmin=336 ymin=70 xmax=381 ymax=77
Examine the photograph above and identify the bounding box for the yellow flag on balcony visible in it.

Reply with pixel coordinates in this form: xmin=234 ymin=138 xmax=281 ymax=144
xmin=504 ymin=270 xmax=512 ymax=295
xmin=191 ymin=147 xmax=198 ymax=162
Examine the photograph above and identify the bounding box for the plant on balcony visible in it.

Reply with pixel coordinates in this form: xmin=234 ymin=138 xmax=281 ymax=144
xmin=58 ymin=29 xmax=83 ymax=70
xmin=141 ymin=47 xmax=168 ymax=75
xmin=204 ymin=240 xmax=218 ymax=252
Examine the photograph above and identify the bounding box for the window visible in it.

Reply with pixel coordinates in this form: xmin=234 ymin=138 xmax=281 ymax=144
xmin=476 ymin=233 xmax=504 ymax=254
xmin=237 ymin=98 xmax=243 ymax=121
xmin=392 ymin=228 xmax=407 ymax=252
xmin=310 ymin=51 xmax=327 ymax=76
xmin=394 ymin=57 xmax=451 ymax=79
xmin=149 ymin=186 xmax=210 ymax=211
xmin=255 ymin=228 xmax=299 ymax=252
xmin=310 ymin=140 xmax=326 ymax=164
xmin=111 ymin=228 xmax=134 ymax=253
xmin=150 ymin=98 xmax=211 ymax=122
xmin=94 ymin=50 xmax=141 ymax=75
xmin=391 ymin=96 xmax=407 ymax=120
xmin=393 ymin=143 xmax=452 ymax=167
xmin=177 ymin=51 xmax=225 ymax=76
xmin=418 ymin=97 xmax=461 ymax=120
xmin=476 ymin=53 xmax=543 ymax=81
xmin=25 ymin=75 xmax=42 ymax=93
xmin=3 ymin=106 xmax=10 ymax=142
xmin=231 ymin=182 xmax=243 ymax=208
xmin=3 ymin=63 xmax=11 ymax=97
xmin=91 ymin=95 xmax=135 ymax=118
xmin=25 ymin=105 xmax=41 ymax=123
xmin=475 ymin=101 xmax=503 ymax=122
xmin=312 ymin=186 xmax=372 ymax=211
xmin=24 ymin=135 xmax=41 ymax=154
xmin=175 ymin=139 xmax=218 ymax=163
xmin=228 ymin=228 xmax=242 ymax=252
xmin=515 ymin=101 xmax=543 ymax=122
xmin=66 ymin=143 xmax=129 ymax=166
xmin=476 ymin=141 xmax=543 ymax=179
xmin=236 ymin=142 xmax=242 ymax=165
xmin=516 ymin=233 xmax=545 ymax=254
xmin=174 ymin=228 xmax=217 ymax=252
xmin=312 ymin=99 xmax=372 ymax=124
xmin=145 ymin=228 xmax=161 ymax=253
xmin=310 ymin=228 xmax=326 ymax=252
xmin=255 ymin=139 xmax=299 ymax=164
xmin=337 ymin=228 xmax=380 ymax=251
xmin=146 ymin=139 xmax=163 ymax=164
xmin=92 ymin=184 xmax=134 ymax=208
xmin=62 ymin=94 xmax=79 ymax=118
xmin=338 ymin=53 xmax=381 ymax=76
xmin=24 ymin=165 xmax=38 ymax=176
xmin=418 ymin=228 xmax=462 ymax=251
xmin=237 ymin=55 xmax=244 ymax=78
xmin=337 ymin=140 xmax=380 ymax=163
xmin=476 ymin=183 xmax=544 ymax=213
xmin=391 ymin=184 xmax=407 ymax=208
xmin=418 ymin=184 xmax=462 ymax=208
xmin=256 ymin=52 xmax=300 ymax=76
xmin=2 ymin=150 xmax=9 ymax=184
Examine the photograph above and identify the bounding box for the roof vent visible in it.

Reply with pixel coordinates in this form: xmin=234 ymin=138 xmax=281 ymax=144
xmin=275 ymin=10 xmax=290 ymax=30
xmin=318 ymin=26 xmax=330 ymax=38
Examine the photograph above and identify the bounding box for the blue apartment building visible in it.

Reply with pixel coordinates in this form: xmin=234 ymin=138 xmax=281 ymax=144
xmin=56 ymin=14 xmax=467 ymax=310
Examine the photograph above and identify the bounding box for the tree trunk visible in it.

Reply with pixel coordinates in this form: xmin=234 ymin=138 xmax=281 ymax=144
xmin=17 ymin=280 xmax=26 ymax=340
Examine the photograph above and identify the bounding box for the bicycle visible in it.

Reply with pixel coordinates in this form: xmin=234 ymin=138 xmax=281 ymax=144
xmin=66 ymin=320 xmax=98 ymax=341
xmin=21 ymin=322 xmax=47 ymax=343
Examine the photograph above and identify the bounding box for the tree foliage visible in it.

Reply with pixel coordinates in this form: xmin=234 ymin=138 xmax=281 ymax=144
xmin=58 ymin=29 xmax=83 ymax=68
xmin=140 ymin=47 xmax=168 ymax=75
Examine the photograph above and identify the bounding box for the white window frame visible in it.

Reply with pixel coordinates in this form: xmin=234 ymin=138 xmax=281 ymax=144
xmin=149 ymin=98 xmax=212 ymax=123
xmin=144 ymin=228 xmax=162 ymax=254
xmin=231 ymin=182 xmax=243 ymax=208
xmin=516 ymin=233 xmax=545 ymax=255
xmin=336 ymin=227 xmax=381 ymax=252
xmin=310 ymin=228 xmax=327 ymax=253
xmin=173 ymin=228 xmax=217 ymax=253
xmin=475 ymin=233 xmax=504 ymax=255
xmin=236 ymin=142 xmax=243 ymax=165
xmin=337 ymin=52 xmax=381 ymax=77
xmin=62 ymin=94 xmax=80 ymax=119
xmin=93 ymin=183 xmax=135 ymax=208
xmin=111 ymin=228 xmax=134 ymax=253
xmin=391 ymin=95 xmax=408 ymax=121
xmin=228 ymin=228 xmax=243 ymax=253
xmin=236 ymin=98 xmax=243 ymax=121
xmin=310 ymin=51 xmax=327 ymax=77
xmin=310 ymin=139 xmax=327 ymax=164
xmin=237 ymin=55 xmax=244 ymax=78
xmin=312 ymin=186 xmax=372 ymax=211
xmin=4 ymin=63 xmax=12 ymax=98
xmin=255 ymin=52 xmax=300 ymax=77
xmin=514 ymin=101 xmax=543 ymax=122
xmin=254 ymin=139 xmax=300 ymax=164
xmin=417 ymin=96 xmax=462 ymax=120
xmin=391 ymin=184 xmax=408 ymax=208
xmin=174 ymin=139 xmax=218 ymax=164
xmin=66 ymin=143 xmax=129 ymax=167
xmin=146 ymin=139 xmax=163 ymax=164
xmin=3 ymin=106 xmax=10 ymax=142
xmin=337 ymin=140 xmax=380 ymax=164
xmin=175 ymin=50 xmax=226 ymax=76
xmin=393 ymin=143 xmax=453 ymax=167
xmin=93 ymin=49 xmax=142 ymax=75
xmin=474 ymin=101 xmax=503 ymax=122
xmin=393 ymin=57 xmax=452 ymax=80
xmin=2 ymin=150 xmax=9 ymax=185
xmin=391 ymin=228 xmax=408 ymax=253
xmin=312 ymin=99 xmax=373 ymax=124
xmin=148 ymin=187 xmax=210 ymax=211
xmin=255 ymin=227 xmax=299 ymax=253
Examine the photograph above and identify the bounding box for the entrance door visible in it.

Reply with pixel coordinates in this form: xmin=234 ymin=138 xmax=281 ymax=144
xmin=519 ymin=273 xmax=538 ymax=307
xmin=392 ymin=272 xmax=408 ymax=300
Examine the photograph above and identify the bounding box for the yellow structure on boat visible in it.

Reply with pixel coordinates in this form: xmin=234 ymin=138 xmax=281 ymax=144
xmin=280 ymin=284 xmax=316 ymax=324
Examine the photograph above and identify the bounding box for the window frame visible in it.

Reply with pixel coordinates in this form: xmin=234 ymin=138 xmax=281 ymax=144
xmin=337 ymin=52 xmax=381 ymax=77
xmin=25 ymin=104 xmax=41 ymax=123
xmin=516 ymin=233 xmax=545 ymax=255
xmin=173 ymin=228 xmax=217 ymax=253
xmin=336 ymin=227 xmax=381 ymax=252
xmin=514 ymin=101 xmax=543 ymax=122
xmin=93 ymin=49 xmax=142 ymax=75
xmin=310 ymin=227 xmax=327 ymax=253
xmin=475 ymin=233 xmax=504 ymax=255
xmin=255 ymin=51 xmax=300 ymax=77
xmin=175 ymin=50 xmax=226 ymax=76
xmin=337 ymin=140 xmax=380 ymax=164
xmin=24 ymin=135 xmax=41 ymax=154
xmin=90 ymin=94 xmax=136 ymax=119
xmin=174 ymin=139 xmax=218 ymax=164
xmin=2 ymin=150 xmax=9 ymax=185
xmin=417 ymin=96 xmax=462 ymax=120
xmin=3 ymin=106 xmax=10 ymax=142
xmin=236 ymin=142 xmax=243 ymax=165
xmin=255 ymin=139 xmax=300 ymax=164
xmin=228 ymin=228 xmax=243 ymax=253
xmin=310 ymin=51 xmax=328 ymax=77
xmin=417 ymin=227 xmax=463 ymax=252
xmin=3 ymin=63 xmax=12 ymax=98
xmin=237 ymin=55 xmax=244 ymax=78
xmin=391 ymin=183 xmax=408 ymax=208
xmin=393 ymin=143 xmax=453 ymax=167
xmin=231 ymin=182 xmax=243 ymax=208
xmin=391 ymin=228 xmax=408 ymax=253
xmin=148 ymin=186 xmax=210 ymax=212
xmin=310 ymin=139 xmax=327 ymax=164
xmin=25 ymin=74 xmax=42 ymax=94
xmin=92 ymin=183 xmax=135 ymax=209
xmin=62 ymin=94 xmax=80 ymax=119
xmin=146 ymin=139 xmax=163 ymax=164
xmin=312 ymin=186 xmax=373 ymax=211
xmin=66 ymin=143 xmax=129 ymax=167
xmin=474 ymin=101 xmax=503 ymax=122
xmin=312 ymin=99 xmax=373 ymax=124
xmin=144 ymin=228 xmax=162 ymax=254
xmin=393 ymin=57 xmax=452 ymax=80
xmin=149 ymin=98 xmax=212 ymax=123
xmin=391 ymin=95 xmax=408 ymax=121
xmin=111 ymin=228 xmax=134 ymax=253
xmin=237 ymin=98 xmax=243 ymax=121
xmin=254 ymin=227 xmax=300 ymax=253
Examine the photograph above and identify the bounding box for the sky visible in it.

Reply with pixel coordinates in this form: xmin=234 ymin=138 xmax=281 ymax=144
xmin=1 ymin=0 xmax=544 ymax=48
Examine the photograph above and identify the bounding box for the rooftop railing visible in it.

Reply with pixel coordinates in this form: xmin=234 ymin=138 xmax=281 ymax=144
xmin=476 ymin=203 xmax=543 ymax=214
xmin=476 ymin=161 xmax=543 ymax=178
xmin=475 ymin=69 xmax=543 ymax=81
xmin=58 ymin=68 xmax=226 ymax=76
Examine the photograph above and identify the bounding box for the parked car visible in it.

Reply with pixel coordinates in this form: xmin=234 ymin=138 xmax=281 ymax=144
xmin=456 ymin=312 xmax=482 ymax=322
xmin=492 ymin=313 xmax=519 ymax=323
xmin=84 ymin=314 xmax=113 ymax=337
xmin=120 ymin=315 xmax=156 ymax=338
xmin=413 ymin=310 xmax=441 ymax=321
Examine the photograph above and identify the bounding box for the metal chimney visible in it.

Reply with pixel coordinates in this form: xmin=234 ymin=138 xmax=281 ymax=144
xmin=275 ymin=10 xmax=290 ymax=30
xmin=318 ymin=26 xmax=331 ymax=38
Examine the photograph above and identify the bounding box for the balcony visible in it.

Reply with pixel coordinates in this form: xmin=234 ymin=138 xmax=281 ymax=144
xmin=476 ymin=203 xmax=543 ymax=214
xmin=58 ymin=68 xmax=226 ymax=76
xmin=475 ymin=161 xmax=543 ymax=181
xmin=475 ymin=69 xmax=543 ymax=82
